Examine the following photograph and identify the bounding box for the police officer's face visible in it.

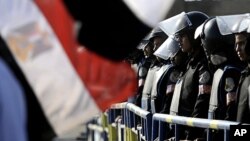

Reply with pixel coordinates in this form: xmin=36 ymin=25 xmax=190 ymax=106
xmin=143 ymin=44 xmax=153 ymax=57
xmin=235 ymin=34 xmax=249 ymax=61
xmin=153 ymin=37 xmax=165 ymax=51
xmin=176 ymin=33 xmax=192 ymax=53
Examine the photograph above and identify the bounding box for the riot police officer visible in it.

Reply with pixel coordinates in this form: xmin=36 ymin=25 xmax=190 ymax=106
xmin=195 ymin=17 xmax=244 ymax=141
xmin=150 ymin=43 xmax=170 ymax=113
xmin=153 ymin=37 xmax=188 ymax=114
xmin=139 ymin=27 xmax=168 ymax=111
xmin=133 ymin=27 xmax=160 ymax=107
xmin=235 ymin=32 xmax=250 ymax=124
xmin=159 ymin=11 xmax=212 ymax=140
xmin=216 ymin=14 xmax=250 ymax=124
xmin=196 ymin=17 xmax=244 ymax=121
xmin=152 ymin=37 xmax=189 ymax=141
xmin=150 ymin=37 xmax=187 ymax=113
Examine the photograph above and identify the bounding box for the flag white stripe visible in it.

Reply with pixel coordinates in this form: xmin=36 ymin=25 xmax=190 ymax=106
xmin=0 ymin=0 xmax=100 ymax=135
xmin=123 ymin=0 xmax=175 ymax=27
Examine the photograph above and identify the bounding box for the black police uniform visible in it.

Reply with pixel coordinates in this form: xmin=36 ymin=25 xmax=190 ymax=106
xmin=134 ymin=56 xmax=152 ymax=107
xmin=196 ymin=17 xmax=246 ymax=141
xmin=237 ymin=67 xmax=250 ymax=123
xmin=158 ymin=11 xmax=210 ymax=140
xmin=158 ymin=64 xmax=182 ymax=114
xmin=197 ymin=18 xmax=243 ymax=121
xmin=170 ymin=50 xmax=213 ymax=140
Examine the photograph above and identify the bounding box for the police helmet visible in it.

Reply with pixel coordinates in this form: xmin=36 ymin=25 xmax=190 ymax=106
xmin=183 ymin=11 xmax=209 ymax=36
xmin=137 ymin=27 xmax=167 ymax=50
xmin=197 ymin=18 xmax=242 ymax=66
xmin=216 ymin=14 xmax=250 ymax=56
xmin=159 ymin=11 xmax=208 ymax=47
xmin=201 ymin=18 xmax=234 ymax=54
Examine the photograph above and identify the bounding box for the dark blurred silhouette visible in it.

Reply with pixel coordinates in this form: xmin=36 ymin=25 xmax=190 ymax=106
xmin=63 ymin=0 xmax=151 ymax=61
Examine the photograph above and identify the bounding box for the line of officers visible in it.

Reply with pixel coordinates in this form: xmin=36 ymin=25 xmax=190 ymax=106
xmin=126 ymin=11 xmax=250 ymax=141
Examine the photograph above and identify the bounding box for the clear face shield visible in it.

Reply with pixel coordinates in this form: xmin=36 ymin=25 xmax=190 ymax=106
xmin=216 ymin=13 xmax=250 ymax=35
xmin=216 ymin=14 xmax=250 ymax=62
xmin=158 ymin=12 xmax=192 ymax=38
xmin=153 ymin=37 xmax=180 ymax=61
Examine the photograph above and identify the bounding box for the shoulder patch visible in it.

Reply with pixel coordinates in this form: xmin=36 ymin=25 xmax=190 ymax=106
xmin=169 ymin=70 xmax=180 ymax=83
xmin=199 ymin=71 xmax=210 ymax=84
xmin=225 ymin=77 xmax=235 ymax=92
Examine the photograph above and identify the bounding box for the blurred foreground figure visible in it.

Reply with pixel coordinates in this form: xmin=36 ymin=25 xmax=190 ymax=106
xmin=0 ymin=58 xmax=27 ymax=141
xmin=0 ymin=0 xmax=174 ymax=140
xmin=63 ymin=0 xmax=175 ymax=61
xmin=63 ymin=0 xmax=151 ymax=61
xmin=0 ymin=34 xmax=55 ymax=141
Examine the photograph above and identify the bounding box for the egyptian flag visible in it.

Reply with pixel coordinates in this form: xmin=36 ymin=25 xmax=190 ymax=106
xmin=0 ymin=0 xmax=174 ymax=139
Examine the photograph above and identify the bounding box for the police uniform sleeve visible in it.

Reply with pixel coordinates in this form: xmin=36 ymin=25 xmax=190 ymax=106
xmin=192 ymin=65 xmax=212 ymax=118
xmin=187 ymin=65 xmax=212 ymax=140
xmin=138 ymin=66 xmax=148 ymax=87
xmin=224 ymin=77 xmax=238 ymax=121
xmin=160 ymin=69 xmax=180 ymax=114
xmin=135 ymin=65 xmax=149 ymax=107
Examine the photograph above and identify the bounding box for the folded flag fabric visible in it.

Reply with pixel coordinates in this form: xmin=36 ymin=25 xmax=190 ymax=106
xmin=0 ymin=0 xmax=172 ymax=137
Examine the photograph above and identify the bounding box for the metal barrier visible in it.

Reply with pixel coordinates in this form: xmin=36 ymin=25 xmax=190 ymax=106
xmin=152 ymin=113 xmax=240 ymax=141
xmin=87 ymin=103 xmax=246 ymax=141
xmin=86 ymin=114 xmax=108 ymax=141
xmin=126 ymin=103 xmax=152 ymax=141
xmin=108 ymin=102 xmax=127 ymax=141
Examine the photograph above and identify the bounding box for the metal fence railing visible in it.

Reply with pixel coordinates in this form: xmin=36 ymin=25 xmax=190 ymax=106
xmin=87 ymin=102 xmax=245 ymax=141
xmin=126 ymin=103 xmax=152 ymax=141
xmin=152 ymin=113 xmax=240 ymax=141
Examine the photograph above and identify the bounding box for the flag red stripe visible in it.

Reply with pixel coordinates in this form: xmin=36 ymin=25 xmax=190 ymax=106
xmin=35 ymin=0 xmax=137 ymax=111
xmin=35 ymin=0 xmax=78 ymax=67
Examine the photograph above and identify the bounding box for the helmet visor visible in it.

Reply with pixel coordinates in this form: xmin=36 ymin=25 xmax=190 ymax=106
xmin=216 ymin=13 xmax=250 ymax=35
xmin=158 ymin=12 xmax=192 ymax=36
xmin=154 ymin=37 xmax=180 ymax=60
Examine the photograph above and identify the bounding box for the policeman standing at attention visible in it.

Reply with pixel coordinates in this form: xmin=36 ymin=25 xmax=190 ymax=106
xmin=159 ymin=11 xmax=212 ymax=140
xmin=140 ymin=27 xmax=167 ymax=111
xmin=195 ymin=17 xmax=245 ymax=140
xmin=153 ymin=37 xmax=188 ymax=114
xmin=153 ymin=37 xmax=188 ymax=140
xmin=216 ymin=14 xmax=250 ymax=124
xmin=134 ymin=28 xmax=160 ymax=107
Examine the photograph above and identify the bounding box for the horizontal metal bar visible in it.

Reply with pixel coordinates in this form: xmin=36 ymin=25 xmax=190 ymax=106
xmin=110 ymin=102 xmax=127 ymax=109
xmin=153 ymin=113 xmax=240 ymax=130
xmin=126 ymin=103 xmax=151 ymax=118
